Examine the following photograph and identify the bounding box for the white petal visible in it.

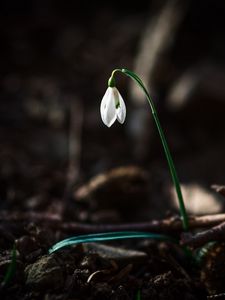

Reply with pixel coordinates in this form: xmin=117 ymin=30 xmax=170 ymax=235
xmin=100 ymin=87 xmax=117 ymax=127
xmin=116 ymin=90 xmax=126 ymax=124
xmin=100 ymin=87 xmax=110 ymax=120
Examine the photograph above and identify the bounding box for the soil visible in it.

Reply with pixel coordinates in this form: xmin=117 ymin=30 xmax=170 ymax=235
xmin=1 ymin=1 xmax=225 ymax=299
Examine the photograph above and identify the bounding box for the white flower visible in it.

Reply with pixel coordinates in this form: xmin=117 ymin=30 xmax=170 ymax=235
xmin=100 ymin=87 xmax=126 ymax=127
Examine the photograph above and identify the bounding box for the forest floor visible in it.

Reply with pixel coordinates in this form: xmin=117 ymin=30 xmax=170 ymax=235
xmin=1 ymin=2 xmax=225 ymax=299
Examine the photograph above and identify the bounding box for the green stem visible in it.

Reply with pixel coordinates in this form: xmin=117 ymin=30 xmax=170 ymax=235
xmin=111 ymin=68 xmax=189 ymax=231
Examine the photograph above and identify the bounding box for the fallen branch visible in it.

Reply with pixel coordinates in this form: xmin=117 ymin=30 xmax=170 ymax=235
xmin=181 ymin=221 xmax=225 ymax=248
xmin=1 ymin=211 xmax=225 ymax=234
xmin=0 ymin=211 xmax=62 ymax=222
xmin=60 ymin=214 xmax=225 ymax=234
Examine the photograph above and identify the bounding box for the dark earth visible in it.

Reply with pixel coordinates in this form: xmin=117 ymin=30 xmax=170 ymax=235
xmin=1 ymin=1 xmax=225 ymax=299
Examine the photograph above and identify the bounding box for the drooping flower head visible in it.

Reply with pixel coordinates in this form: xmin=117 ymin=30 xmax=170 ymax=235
xmin=100 ymin=75 xmax=126 ymax=127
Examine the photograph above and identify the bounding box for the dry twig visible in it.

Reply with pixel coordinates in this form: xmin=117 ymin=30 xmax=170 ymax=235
xmin=181 ymin=221 xmax=225 ymax=248
xmin=1 ymin=212 xmax=225 ymax=234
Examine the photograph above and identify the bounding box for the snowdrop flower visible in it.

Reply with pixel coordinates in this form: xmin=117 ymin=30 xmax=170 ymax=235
xmin=99 ymin=68 xmax=188 ymax=231
xmin=100 ymin=86 xmax=126 ymax=127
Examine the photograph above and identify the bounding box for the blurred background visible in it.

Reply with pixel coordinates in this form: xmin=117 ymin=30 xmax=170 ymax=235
xmin=1 ymin=0 xmax=225 ymax=220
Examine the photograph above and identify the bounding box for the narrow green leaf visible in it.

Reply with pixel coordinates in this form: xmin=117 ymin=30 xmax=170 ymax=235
xmin=2 ymin=244 xmax=16 ymax=286
xmin=49 ymin=231 xmax=177 ymax=254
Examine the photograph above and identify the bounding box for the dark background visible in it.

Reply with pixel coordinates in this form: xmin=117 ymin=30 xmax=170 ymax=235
xmin=1 ymin=0 xmax=225 ymax=217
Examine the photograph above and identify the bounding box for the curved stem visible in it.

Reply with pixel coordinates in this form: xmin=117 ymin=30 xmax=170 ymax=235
xmin=111 ymin=68 xmax=189 ymax=231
